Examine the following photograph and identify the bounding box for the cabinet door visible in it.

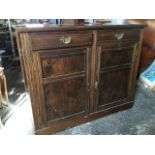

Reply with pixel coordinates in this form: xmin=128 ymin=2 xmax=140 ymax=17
xmin=96 ymin=42 xmax=138 ymax=111
xmin=40 ymin=47 xmax=90 ymax=124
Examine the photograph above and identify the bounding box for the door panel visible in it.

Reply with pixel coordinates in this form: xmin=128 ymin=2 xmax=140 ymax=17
xmin=98 ymin=69 xmax=130 ymax=110
xmin=100 ymin=47 xmax=133 ymax=68
xmin=40 ymin=49 xmax=86 ymax=78
xmin=44 ymin=77 xmax=86 ymax=121
xmin=41 ymin=54 xmax=85 ymax=77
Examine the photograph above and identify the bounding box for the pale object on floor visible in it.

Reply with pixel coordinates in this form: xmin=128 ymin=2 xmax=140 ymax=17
xmin=0 ymin=94 xmax=35 ymax=135
xmin=140 ymin=59 xmax=155 ymax=90
xmin=0 ymin=117 xmax=3 ymax=128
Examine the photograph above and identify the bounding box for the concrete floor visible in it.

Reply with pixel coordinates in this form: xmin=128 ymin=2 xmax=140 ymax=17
xmin=0 ymin=65 xmax=155 ymax=135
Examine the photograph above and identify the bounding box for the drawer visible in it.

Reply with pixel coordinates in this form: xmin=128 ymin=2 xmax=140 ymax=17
xmin=97 ymin=29 xmax=140 ymax=42
xmin=29 ymin=31 xmax=93 ymax=51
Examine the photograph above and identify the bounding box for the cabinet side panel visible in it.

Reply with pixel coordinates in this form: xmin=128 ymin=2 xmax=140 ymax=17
xmin=19 ymin=33 xmax=47 ymax=130
xmin=127 ymin=29 xmax=144 ymax=101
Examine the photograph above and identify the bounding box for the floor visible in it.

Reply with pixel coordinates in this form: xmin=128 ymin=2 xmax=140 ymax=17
xmin=0 ymin=65 xmax=155 ymax=135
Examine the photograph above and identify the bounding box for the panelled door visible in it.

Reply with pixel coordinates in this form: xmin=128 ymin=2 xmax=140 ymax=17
xmin=39 ymin=47 xmax=91 ymax=124
xmin=95 ymin=41 xmax=138 ymax=111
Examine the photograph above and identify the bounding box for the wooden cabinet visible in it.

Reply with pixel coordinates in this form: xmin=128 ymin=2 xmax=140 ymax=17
xmin=16 ymin=24 xmax=144 ymax=134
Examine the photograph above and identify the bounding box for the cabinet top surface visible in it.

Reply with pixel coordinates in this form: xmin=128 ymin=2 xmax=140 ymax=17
xmin=16 ymin=23 xmax=145 ymax=33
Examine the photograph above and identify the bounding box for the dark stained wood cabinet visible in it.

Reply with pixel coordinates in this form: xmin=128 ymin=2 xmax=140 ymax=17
xmin=16 ymin=24 xmax=144 ymax=134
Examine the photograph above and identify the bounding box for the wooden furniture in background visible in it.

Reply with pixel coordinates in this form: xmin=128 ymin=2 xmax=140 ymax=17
xmin=0 ymin=19 xmax=16 ymax=59
xmin=62 ymin=19 xmax=85 ymax=25
xmin=95 ymin=19 xmax=111 ymax=24
xmin=16 ymin=24 xmax=144 ymax=134
xmin=126 ymin=19 xmax=155 ymax=72
xmin=0 ymin=116 xmax=3 ymax=128
xmin=0 ymin=67 xmax=9 ymax=110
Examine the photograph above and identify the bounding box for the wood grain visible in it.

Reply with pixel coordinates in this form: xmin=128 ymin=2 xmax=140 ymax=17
xmin=44 ymin=77 xmax=86 ymax=122
xmin=40 ymin=49 xmax=86 ymax=78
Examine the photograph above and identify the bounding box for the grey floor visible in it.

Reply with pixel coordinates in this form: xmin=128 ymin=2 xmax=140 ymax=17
xmin=0 ymin=65 xmax=155 ymax=135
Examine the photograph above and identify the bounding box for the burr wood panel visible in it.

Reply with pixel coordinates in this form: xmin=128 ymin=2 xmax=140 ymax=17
xmin=98 ymin=69 xmax=130 ymax=110
xmin=40 ymin=48 xmax=86 ymax=78
xmin=44 ymin=77 xmax=86 ymax=122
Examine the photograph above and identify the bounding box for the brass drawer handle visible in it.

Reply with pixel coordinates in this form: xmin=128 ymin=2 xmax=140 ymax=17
xmin=114 ymin=33 xmax=124 ymax=40
xmin=59 ymin=36 xmax=72 ymax=45
xmin=95 ymin=81 xmax=98 ymax=89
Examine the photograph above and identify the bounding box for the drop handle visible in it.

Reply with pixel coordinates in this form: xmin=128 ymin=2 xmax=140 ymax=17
xmin=114 ymin=33 xmax=124 ymax=40
xmin=95 ymin=81 xmax=98 ymax=89
xmin=59 ymin=36 xmax=72 ymax=45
